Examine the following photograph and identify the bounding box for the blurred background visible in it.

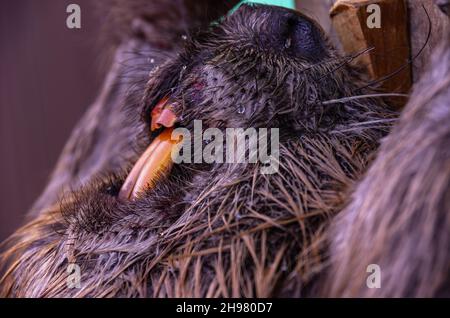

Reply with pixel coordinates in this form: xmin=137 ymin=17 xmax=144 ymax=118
xmin=0 ymin=0 xmax=104 ymax=240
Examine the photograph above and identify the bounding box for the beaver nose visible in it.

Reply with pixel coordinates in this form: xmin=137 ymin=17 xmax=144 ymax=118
xmin=240 ymin=4 xmax=328 ymax=61
xmin=273 ymin=8 xmax=327 ymax=61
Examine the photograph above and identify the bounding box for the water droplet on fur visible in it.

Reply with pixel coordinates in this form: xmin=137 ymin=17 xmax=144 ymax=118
xmin=237 ymin=106 xmax=246 ymax=114
xmin=150 ymin=58 xmax=155 ymax=63
xmin=182 ymin=35 xmax=187 ymax=40
xmin=285 ymin=38 xmax=292 ymax=49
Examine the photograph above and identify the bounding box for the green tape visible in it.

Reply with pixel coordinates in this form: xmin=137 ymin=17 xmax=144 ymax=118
xmin=243 ymin=0 xmax=295 ymax=9
xmin=229 ymin=0 xmax=296 ymax=15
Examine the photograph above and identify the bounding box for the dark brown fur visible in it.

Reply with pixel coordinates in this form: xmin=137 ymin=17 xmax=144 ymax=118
xmin=2 ymin=1 xmax=446 ymax=298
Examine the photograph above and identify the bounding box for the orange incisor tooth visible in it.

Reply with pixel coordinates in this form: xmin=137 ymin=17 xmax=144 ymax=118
xmin=118 ymin=128 xmax=181 ymax=200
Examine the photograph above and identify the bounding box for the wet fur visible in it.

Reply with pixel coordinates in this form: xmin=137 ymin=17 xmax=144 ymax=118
xmin=1 ymin=2 xmax=447 ymax=297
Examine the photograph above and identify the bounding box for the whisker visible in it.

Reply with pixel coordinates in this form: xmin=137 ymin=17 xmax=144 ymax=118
xmin=316 ymin=47 xmax=375 ymax=80
xmin=321 ymin=93 xmax=409 ymax=105
xmin=333 ymin=125 xmax=393 ymax=134
xmin=346 ymin=119 xmax=398 ymax=127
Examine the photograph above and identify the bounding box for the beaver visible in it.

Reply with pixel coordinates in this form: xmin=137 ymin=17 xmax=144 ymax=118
xmin=0 ymin=1 xmax=400 ymax=297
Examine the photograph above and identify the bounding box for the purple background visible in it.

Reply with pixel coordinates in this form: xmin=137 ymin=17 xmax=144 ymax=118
xmin=0 ymin=0 xmax=104 ymax=240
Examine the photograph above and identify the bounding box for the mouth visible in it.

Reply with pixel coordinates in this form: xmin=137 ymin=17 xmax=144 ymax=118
xmin=118 ymin=97 xmax=180 ymax=201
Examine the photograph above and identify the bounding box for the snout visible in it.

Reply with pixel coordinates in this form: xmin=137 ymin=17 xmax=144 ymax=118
xmin=233 ymin=4 xmax=328 ymax=61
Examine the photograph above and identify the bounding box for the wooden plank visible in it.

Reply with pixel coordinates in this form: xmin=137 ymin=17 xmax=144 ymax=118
xmin=330 ymin=0 xmax=412 ymax=107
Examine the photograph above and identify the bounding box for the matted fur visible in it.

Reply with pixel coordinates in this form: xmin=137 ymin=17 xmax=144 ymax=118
xmin=0 ymin=3 xmax=399 ymax=297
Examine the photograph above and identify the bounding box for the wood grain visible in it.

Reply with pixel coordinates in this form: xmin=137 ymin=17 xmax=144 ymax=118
xmin=331 ymin=0 xmax=412 ymax=107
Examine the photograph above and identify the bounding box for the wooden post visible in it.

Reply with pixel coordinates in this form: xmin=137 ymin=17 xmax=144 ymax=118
xmin=330 ymin=0 xmax=412 ymax=108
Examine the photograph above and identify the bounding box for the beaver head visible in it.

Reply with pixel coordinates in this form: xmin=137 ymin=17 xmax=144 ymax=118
xmin=143 ymin=4 xmax=379 ymax=133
